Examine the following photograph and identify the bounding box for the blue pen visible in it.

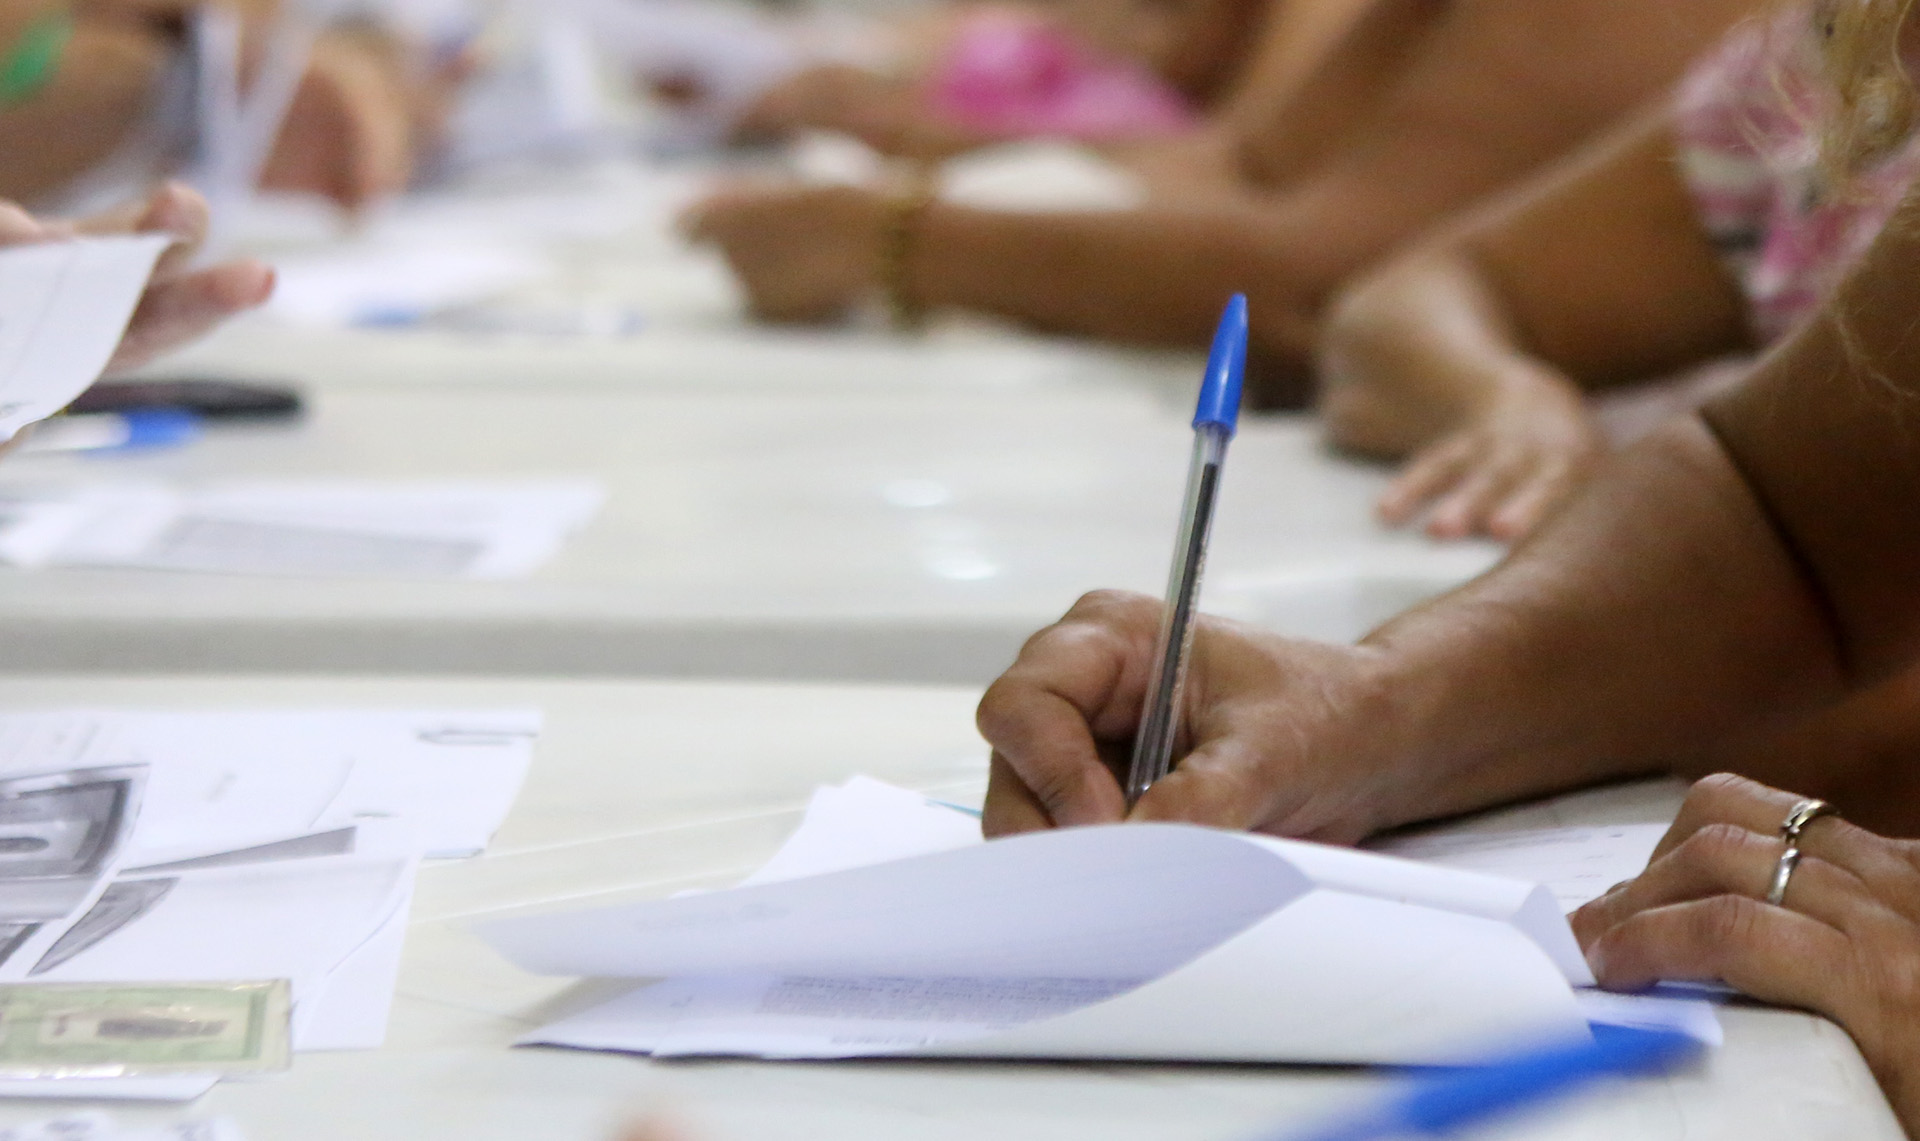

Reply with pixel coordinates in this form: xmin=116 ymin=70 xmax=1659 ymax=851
xmin=22 ymin=408 xmax=202 ymax=455
xmin=1125 ymin=294 xmax=1249 ymax=805
xmin=1269 ymin=1025 xmax=1702 ymax=1141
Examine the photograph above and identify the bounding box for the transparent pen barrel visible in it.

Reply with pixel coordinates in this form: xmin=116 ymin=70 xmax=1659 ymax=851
xmin=1126 ymin=426 xmax=1230 ymax=804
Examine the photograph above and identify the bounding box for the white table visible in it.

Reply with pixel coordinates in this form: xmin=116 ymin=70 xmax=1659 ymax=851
xmin=0 ymin=382 xmax=1496 ymax=680
xmin=0 ymin=674 xmax=1895 ymax=1141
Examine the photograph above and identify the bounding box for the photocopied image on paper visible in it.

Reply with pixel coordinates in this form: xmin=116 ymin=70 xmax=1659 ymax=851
xmin=481 ymin=777 xmax=1719 ymax=1066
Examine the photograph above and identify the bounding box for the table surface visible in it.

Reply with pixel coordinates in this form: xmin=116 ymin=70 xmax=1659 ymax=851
xmin=0 ymin=380 xmax=1496 ymax=682
xmin=0 ymin=673 xmax=1895 ymax=1141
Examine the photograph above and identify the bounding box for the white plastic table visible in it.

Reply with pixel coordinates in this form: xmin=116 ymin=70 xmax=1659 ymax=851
xmin=0 ymin=673 xmax=1895 ymax=1141
xmin=0 ymin=382 xmax=1496 ymax=680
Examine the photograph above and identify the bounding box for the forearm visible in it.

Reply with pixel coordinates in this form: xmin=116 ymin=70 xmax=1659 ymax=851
xmin=1358 ymin=415 xmax=1845 ymax=827
xmin=1706 ymin=204 xmax=1920 ymax=678
xmin=908 ymin=199 xmax=1333 ymax=359
xmin=0 ymin=18 xmax=169 ymax=203
xmin=1318 ymin=248 xmax=1580 ymax=456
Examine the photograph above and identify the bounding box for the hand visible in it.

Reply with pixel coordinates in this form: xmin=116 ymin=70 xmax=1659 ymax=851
xmin=1573 ymin=773 xmax=1920 ymax=1133
xmin=977 ymin=589 xmax=1409 ymax=841
xmin=1376 ymin=378 xmax=1605 ymax=542
xmin=71 ymin=182 xmax=275 ymax=373
xmin=681 ymin=182 xmax=888 ymax=323
xmin=735 ymin=65 xmax=912 ymax=144
xmin=261 ymin=29 xmax=461 ymax=212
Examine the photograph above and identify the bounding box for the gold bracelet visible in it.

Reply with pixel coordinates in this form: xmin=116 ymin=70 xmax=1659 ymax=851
xmin=879 ymin=170 xmax=937 ymax=332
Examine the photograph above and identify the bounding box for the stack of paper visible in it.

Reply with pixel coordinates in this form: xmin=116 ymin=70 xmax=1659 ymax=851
xmin=483 ymin=777 xmax=1711 ymax=1065
xmin=0 ymin=708 xmax=539 ymax=1100
xmin=0 ymin=480 xmax=604 ymax=579
xmin=0 ymin=235 xmax=172 ymax=442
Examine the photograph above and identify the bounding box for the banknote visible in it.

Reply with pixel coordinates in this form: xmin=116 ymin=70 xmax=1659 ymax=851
xmin=0 ymin=981 xmax=289 ymax=1076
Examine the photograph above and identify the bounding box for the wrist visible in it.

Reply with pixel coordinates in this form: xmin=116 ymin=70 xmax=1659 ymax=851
xmin=877 ymin=169 xmax=936 ymax=330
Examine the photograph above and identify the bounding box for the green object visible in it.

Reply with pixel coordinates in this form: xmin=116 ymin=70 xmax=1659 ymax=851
xmin=0 ymin=7 xmax=72 ymax=107
xmin=0 ymin=980 xmax=291 ymax=1075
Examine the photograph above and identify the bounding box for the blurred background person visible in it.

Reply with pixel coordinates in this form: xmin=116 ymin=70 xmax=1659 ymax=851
xmin=0 ymin=0 xmax=470 ymax=214
xmin=685 ymin=0 xmax=1758 ymax=404
xmin=1316 ymin=5 xmax=1915 ymax=543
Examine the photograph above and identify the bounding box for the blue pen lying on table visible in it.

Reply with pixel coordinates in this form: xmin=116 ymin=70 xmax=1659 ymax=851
xmin=1126 ymin=292 xmax=1249 ymax=806
xmin=1269 ymin=1024 xmax=1703 ymax=1141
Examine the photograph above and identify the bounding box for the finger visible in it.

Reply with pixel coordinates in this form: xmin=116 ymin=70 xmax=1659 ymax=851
xmin=975 ymin=593 xmax=1160 ymax=830
xmin=983 ymin=752 xmax=1053 ymax=836
xmin=106 ymin=262 xmax=275 ymax=374
xmin=1651 ymin=772 xmax=1810 ymax=862
xmin=1572 ymin=823 xmax=1867 ymax=943
xmin=1651 ymin=774 xmax=1920 ymax=923
xmin=0 ymin=201 xmax=50 ymax=246
xmin=69 ymin=183 xmax=211 ymax=276
xmin=1586 ymin=895 xmax=1854 ymax=1014
xmin=975 ymin=659 xmax=1130 ymax=831
xmin=1426 ymin=455 xmax=1530 ymax=541
xmin=1486 ymin=462 xmax=1577 ymax=542
xmin=1377 ymin=436 xmax=1475 ymax=525
xmin=1129 ymin=732 xmax=1272 ymax=831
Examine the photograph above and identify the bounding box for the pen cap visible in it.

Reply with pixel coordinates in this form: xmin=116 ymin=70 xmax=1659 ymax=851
xmin=1193 ymin=294 xmax=1248 ymax=436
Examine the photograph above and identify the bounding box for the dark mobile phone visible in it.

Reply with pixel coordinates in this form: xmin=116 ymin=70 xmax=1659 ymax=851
xmin=69 ymin=378 xmax=304 ymax=421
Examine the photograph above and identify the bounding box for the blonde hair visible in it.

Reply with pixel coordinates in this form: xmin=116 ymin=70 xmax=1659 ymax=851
xmin=1815 ymin=0 xmax=1919 ymax=174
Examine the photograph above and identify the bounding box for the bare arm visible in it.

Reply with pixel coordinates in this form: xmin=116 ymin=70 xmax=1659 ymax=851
xmin=977 ymin=178 xmax=1920 ymax=840
xmin=0 ymin=5 xmax=170 ymax=204
xmin=1315 ymin=112 xmax=1750 ymax=537
xmin=693 ymin=0 xmax=1756 ymax=372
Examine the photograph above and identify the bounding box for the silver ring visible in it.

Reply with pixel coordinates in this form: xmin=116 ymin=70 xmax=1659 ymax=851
xmin=1765 ymin=844 xmax=1803 ymax=906
xmin=1781 ymin=798 xmax=1838 ymax=843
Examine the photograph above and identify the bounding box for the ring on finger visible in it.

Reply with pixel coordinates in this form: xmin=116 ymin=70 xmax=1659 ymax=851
xmin=1765 ymin=843 xmax=1803 ymax=907
xmin=1780 ymin=798 xmax=1839 ymax=844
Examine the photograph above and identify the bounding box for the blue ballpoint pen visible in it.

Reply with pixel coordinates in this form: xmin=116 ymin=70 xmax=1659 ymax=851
xmin=1268 ymin=1024 xmax=1702 ymax=1141
xmin=1125 ymin=294 xmax=1249 ymax=806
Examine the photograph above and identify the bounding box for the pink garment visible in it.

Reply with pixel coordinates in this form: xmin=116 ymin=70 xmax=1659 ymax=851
xmin=927 ymin=11 xmax=1198 ymax=141
xmin=1674 ymin=11 xmax=1920 ymax=344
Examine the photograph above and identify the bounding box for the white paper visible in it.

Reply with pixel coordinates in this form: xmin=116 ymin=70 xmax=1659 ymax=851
xmin=499 ymin=777 xmax=1722 ymax=1064
xmin=265 ymin=242 xmax=549 ymax=328
xmin=737 ymin=776 xmax=983 ymax=887
xmin=0 ymin=709 xmax=539 ymax=860
xmin=0 ymin=235 xmax=169 ymax=441
xmin=0 ymin=1077 xmax=220 ymax=1103
xmin=0 ymin=1111 xmax=241 ymax=1136
xmin=1370 ymin=823 xmax=1670 ymax=912
xmin=0 ymin=481 xmax=603 ymax=580
xmin=15 ymin=855 xmax=414 ymax=1002
xmin=487 ymin=807 xmax=1590 ymax=1064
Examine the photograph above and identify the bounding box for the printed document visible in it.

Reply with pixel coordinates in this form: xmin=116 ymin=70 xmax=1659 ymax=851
xmin=0 ymin=235 xmax=169 ymax=441
xmin=0 ymin=480 xmax=604 ymax=579
xmin=0 ymin=707 xmax=539 ymax=1097
xmin=489 ymin=778 xmax=1710 ymax=1065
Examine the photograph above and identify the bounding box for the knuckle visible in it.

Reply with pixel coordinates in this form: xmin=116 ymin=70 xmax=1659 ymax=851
xmin=1687 ymin=822 xmax=1759 ymax=865
xmin=973 ymin=677 xmax=1025 ymax=739
xmin=1690 ymin=771 xmax=1758 ymax=810
xmin=1691 ymin=894 xmax=1761 ymax=955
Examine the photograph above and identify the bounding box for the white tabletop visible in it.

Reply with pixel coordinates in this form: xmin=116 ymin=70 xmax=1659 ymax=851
xmin=0 ymin=382 xmax=1496 ymax=680
xmin=0 ymin=673 xmax=1895 ymax=1141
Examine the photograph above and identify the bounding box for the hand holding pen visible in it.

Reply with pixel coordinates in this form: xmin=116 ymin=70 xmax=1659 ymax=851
xmin=975 ymin=295 xmax=1414 ymax=839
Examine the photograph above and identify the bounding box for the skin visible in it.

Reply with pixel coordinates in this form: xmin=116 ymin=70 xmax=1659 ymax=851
xmin=0 ymin=180 xmax=275 ymax=373
xmin=1573 ymin=774 xmax=1920 ymax=1133
xmin=1317 ymin=109 xmax=1750 ymax=541
xmin=734 ymin=0 xmax=1286 ymax=160
xmin=0 ymin=0 xmax=458 ymax=211
xmin=78 ymin=180 xmax=277 ymax=373
xmin=687 ymin=0 xmax=1756 ymax=379
xmin=0 ymin=2 xmax=170 ymax=204
xmin=973 ymin=177 xmax=1920 ymax=1130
